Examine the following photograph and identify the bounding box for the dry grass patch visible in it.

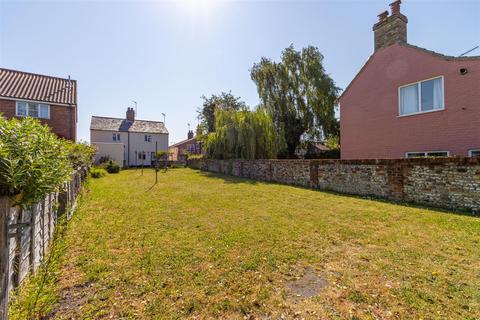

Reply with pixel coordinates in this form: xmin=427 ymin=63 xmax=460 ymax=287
xmin=41 ymin=168 xmax=480 ymax=319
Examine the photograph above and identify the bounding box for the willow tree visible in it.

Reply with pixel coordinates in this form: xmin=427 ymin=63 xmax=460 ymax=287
xmin=205 ymin=108 xmax=283 ymax=160
xmin=197 ymin=91 xmax=247 ymax=134
xmin=251 ymin=45 xmax=339 ymax=157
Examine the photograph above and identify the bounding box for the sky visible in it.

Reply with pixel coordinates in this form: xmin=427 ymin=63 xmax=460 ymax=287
xmin=1 ymin=0 xmax=479 ymax=144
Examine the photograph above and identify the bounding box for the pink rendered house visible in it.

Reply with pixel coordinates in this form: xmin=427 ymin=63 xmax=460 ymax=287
xmin=339 ymin=0 xmax=480 ymax=159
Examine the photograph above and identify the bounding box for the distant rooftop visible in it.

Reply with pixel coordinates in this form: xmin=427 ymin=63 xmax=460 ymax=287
xmin=0 ymin=68 xmax=77 ymax=105
xmin=90 ymin=116 xmax=168 ymax=134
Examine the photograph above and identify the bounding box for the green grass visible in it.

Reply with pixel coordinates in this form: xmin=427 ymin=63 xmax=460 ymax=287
xmin=46 ymin=168 xmax=479 ymax=319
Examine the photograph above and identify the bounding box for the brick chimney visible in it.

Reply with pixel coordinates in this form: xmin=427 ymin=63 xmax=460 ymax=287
xmin=187 ymin=130 xmax=194 ymax=139
xmin=126 ymin=107 xmax=135 ymax=121
xmin=373 ymin=0 xmax=408 ymax=51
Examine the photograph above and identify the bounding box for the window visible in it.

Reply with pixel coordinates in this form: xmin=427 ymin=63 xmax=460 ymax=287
xmin=469 ymin=150 xmax=480 ymax=158
xmin=406 ymin=151 xmax=449 ymax=158
xmin=16 ymin=101 xmax=50 ymax=119
xmin=113 ymin=134 xmax=117 ymax=141
xmin=399 ymin=77 xmax=444 ymax=116
xmin=117 ymin=134 xmax=120 ymax=141
xmin=145 ymin=135 xmax=151 ymax=142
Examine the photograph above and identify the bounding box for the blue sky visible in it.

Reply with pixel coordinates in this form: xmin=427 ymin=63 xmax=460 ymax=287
xmin=1 ymin=0 xmax=479 ymax=144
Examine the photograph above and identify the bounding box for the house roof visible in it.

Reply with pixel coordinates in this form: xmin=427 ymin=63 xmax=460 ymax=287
xmin=169 ymin=137 xmax=197 ymax=148
xmin=90 ymin=116 xmax=168 ymax=134
xmin=339 ymin=42 xmax=480 ymax=102
xmin=0 ymin=68 xmax=77 ymax=105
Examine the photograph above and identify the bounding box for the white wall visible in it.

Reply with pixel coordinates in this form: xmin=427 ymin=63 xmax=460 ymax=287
xmin=93 ymin=142 xmax=125 ymax=166
xmin=127 ymin=132 xmax=168 ymax=166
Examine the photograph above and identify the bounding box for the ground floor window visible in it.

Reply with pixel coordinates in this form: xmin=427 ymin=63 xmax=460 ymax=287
xmin=469 ymin=150 xmax=480 ymax=158
xmin=406 ymin=151 xmax=449 ymax=158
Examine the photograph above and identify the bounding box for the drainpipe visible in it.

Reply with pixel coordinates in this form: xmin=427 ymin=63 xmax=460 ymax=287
xmin=127 ymin=131 xmax=130 ymax=167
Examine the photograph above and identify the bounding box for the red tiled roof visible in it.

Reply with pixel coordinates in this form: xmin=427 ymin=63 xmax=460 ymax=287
xmin=0 ymin=68 xmax=77 ymax=105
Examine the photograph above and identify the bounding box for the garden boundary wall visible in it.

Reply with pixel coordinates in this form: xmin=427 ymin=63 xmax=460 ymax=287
xmin=187 ymin=158 xmax=480 ymax=213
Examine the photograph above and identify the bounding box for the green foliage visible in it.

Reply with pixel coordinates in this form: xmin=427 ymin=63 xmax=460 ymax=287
xmin=155 ymin=151 xmax=169 ymax=160
xmin=205 ymin=108 xmax=283 ymax=160
xmin=185 ymin=153 xmax=204 ymax=160
xmin=90 ymin=167 xmax=107 ymax=178
xmin=324 ymin=134 xmax=340 ymax=150
xmin=104 ymin=161 xmax=120 ymax=174
xmin=67 ymin=141 xmax=96 ymax=169
xmin=0 ymin=117 xmax=73 ymax=206
xmin=197 ymin=91 xmax=247 ymax=134
xmin=251 ymin=45 xmax=339 ymax=157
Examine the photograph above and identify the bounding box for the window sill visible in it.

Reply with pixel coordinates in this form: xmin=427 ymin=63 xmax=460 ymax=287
xmin=397 ymin=108 xmax=445 ymax=118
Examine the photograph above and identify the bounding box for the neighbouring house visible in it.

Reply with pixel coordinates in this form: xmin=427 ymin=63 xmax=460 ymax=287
xmin=339 ymin=0 xmax=480 ymax=159
xmin=169 ymin=130 xmax=203 ymax=161
xmin=90 ymin=108 xmax=169 ymax=167
xmin=0 ymin=68 xmax=77 ymax=141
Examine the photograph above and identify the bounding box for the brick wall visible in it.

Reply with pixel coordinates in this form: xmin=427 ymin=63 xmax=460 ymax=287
xmin=0 ymin=98 xmax=77 ymax=141
xmin=188 ymin=158 xmax=480 ymax=213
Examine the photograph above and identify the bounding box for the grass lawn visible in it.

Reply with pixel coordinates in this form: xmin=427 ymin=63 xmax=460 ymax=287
xmin=47 ymin=168 xmax=479 ymax=319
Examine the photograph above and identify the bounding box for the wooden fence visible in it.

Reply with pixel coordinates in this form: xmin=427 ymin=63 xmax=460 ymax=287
xmin=0 ymin=168 xmax=87 ymax=319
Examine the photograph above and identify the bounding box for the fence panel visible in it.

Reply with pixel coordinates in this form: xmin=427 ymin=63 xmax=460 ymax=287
xmin=0 ymin=167 xmax=87 ymax=319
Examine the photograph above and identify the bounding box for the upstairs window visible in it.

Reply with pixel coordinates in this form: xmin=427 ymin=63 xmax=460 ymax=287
xmin=16 ymin=101 xmax=50 ymax=119
xmin=399 ymin=77 xmax=444 ymax=116
xmin=145 ymin=135 xmax=151 ymax=142
xmin=112 ymin=133 xmax=120 ymax=141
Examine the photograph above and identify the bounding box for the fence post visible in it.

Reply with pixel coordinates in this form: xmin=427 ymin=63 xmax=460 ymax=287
xmin=0 ymin=197 xmax=10 ymax=320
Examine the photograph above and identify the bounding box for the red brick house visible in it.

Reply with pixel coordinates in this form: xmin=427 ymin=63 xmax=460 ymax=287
xmin=339 ymin=1 xmax=480 ymax=159
xmin=0 ymin=68 xmax=77 ymax=141
xmin=169 ymin=130 xmax=203 ymax=161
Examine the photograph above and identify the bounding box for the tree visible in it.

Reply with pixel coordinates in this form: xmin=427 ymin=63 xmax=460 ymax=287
xmin=197 ymin=91 xmax=247 ymax=134
xmin=204 ymin=108 xmax=283 ymax=160
xmin=251 ymin=45 xmax=339 ymax=157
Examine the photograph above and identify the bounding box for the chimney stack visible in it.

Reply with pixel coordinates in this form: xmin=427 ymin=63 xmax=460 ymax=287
xmin=126 ymin=107 xmax=135 ymax=121
xmin=373 ymin=0 xmax=408 ymax=51
xmin=187 ymin=130 xmax=194 ymax=139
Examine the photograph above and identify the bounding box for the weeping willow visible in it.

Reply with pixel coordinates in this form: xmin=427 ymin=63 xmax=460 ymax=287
xmin=205 ymin=108 xmax=283 ymax=160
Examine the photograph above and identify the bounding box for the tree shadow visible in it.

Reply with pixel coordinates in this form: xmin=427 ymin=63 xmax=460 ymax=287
xmin=192 ymin=169 xmax=479 ymax=218
xmin=196 ymin=171 xmax=260 ymax=185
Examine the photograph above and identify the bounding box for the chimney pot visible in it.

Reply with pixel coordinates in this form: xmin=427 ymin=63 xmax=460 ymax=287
xmin=390 ymin=0 xmax=401 ymax=15
xmin=378 ymin=11 xmax=389 ymax=22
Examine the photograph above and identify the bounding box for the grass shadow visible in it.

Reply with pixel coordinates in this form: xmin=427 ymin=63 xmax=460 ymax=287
xmin=192 ymin=169 xmax=478 ymax=218
xmin=197 ymin=170 xmax=260 ymax=185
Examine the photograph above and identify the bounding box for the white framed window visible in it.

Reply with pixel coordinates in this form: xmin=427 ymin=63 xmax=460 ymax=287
xmin=406 ymin=151 xmax=449 ymax=158
xmin=144 ymin=135 xmax=151 ymax=142
xmin=113 ymin=133 xmax=117 ymax=141
xmin=15 ymin=101 xmax=50 ymax=119
xmin=469 ymin=150 xmax=480 ymax=158
xmin=399 ymin=76 xmax=444 ymax=116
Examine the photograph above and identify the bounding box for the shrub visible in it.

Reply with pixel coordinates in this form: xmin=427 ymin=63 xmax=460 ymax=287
xmin=98 ymin=155 xmax=110 ymax=164
xmin=67 ymin=141 xmax=96 ymax=169
xmin=0 ymin=117 xmax=73 ymax=206
xmin=90 ymin=168 xmax=107 ymax=178
xmin=104 ymin=160 xmax=120 ymax=174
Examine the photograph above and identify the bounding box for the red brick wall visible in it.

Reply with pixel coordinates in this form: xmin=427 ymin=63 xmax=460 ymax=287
xmin=339 ymin=43 xmax=480 ymax=159
xmin=0 ymin=98 xmax=77 ymax=141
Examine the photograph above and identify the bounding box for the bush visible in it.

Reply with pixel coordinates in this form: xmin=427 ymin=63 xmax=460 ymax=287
xmin=0 ymin=117 xmax=73 ymax=206
xmin=90 ymin=168 xmax=107 ymax=178
xmin=98 ymin=155 xmax=110 ymax=164
xmin=67 ymin=141 xmax=96 ymax=169
xmin=104 ymin=160 xmax=120 ymax=174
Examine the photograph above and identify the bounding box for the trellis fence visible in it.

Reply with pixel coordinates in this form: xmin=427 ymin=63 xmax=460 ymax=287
xmin=0 ymin=167 xmax=87 ymax=319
